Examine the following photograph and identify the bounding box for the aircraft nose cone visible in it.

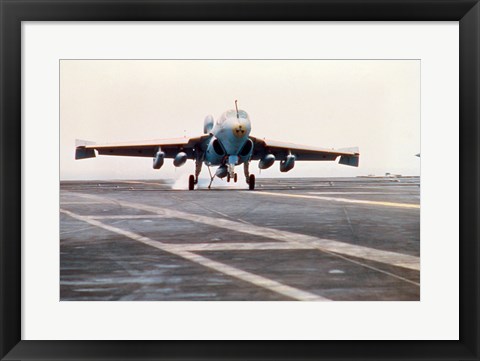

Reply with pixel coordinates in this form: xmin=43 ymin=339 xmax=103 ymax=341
xmin=233 ymin=123 xmax=247 ymax=138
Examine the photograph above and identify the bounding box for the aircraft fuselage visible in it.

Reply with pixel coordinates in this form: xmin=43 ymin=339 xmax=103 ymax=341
xmin=204 ymin=108 xmax=253 ymax=177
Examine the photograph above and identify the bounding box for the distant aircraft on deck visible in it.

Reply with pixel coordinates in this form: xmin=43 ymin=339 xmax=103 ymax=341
xmin=75 ymin=101 xmax=360 ymax=190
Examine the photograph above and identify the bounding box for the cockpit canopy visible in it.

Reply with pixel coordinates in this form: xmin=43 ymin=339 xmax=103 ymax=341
xmin=217 ymin=109 xmax=250 ymax=125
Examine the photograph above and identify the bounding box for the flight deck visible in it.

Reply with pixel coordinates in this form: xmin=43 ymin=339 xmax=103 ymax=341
xmin=60 ymin=177 xmax=420 ymax=301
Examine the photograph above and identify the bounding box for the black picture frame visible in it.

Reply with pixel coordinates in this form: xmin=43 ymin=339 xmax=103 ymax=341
xmin=1 ymin=0 xmax=478 ymax=360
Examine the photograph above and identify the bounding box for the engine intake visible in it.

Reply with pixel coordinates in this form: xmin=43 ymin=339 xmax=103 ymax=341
xmin=239 ymin=139 xmax=253 ymax=157
xmin=212 ymin=139 xmax=225 ymax=156
xmin=205 ymin=137 xmax=226 ymax=165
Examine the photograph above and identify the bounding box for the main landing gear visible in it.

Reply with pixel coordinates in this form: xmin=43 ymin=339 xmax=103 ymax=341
xmin=188 ymin=175 xmax=195 ymax=190
xmin=188 ymin=156 xmax=202 ymax=190
xmin=248 ymin=174 xmax=255 ymax=190
xmin=244 ymin=162 xmax=255 ymax=190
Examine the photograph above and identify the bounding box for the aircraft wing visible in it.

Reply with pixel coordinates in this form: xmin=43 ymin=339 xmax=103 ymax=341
xmin=250 ymin=136 xmax=360 ymax=167
xmin=75 ymin=136 xmax=210 ymax=160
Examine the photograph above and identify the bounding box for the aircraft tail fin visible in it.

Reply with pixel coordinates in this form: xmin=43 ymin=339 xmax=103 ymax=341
xmin=75 ymin=139 xmax=96 ymax=159
xmin=338 ymin=147 xmax=360 ymax=167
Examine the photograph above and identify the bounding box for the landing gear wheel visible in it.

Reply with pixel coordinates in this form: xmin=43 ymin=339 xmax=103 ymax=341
xmin=188 ymin=175 xmax=195 ymax=190
xmin=234 ymin=173 xmax=238 ymax=183
xmin=248 ymin=174 xmax=255 ymax=190
xmin=227 ymin=174 xmax=231 ymax=183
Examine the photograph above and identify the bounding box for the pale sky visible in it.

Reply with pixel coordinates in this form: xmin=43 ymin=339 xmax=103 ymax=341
xmin=60 ymin=60 xmax=420 ymax=180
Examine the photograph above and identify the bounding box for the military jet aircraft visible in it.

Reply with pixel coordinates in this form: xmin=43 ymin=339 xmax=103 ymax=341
xmin=75 ymin=101 xmax=360 ymax=190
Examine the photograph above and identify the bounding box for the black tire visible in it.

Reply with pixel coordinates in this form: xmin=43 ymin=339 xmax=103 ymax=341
xmin=188 ymin=175 xmax=195 ymax=190
xmin=234 ymin=173 xmax=238 ymax=183
xmin=248 ymin=174 xmax=255 ymax=190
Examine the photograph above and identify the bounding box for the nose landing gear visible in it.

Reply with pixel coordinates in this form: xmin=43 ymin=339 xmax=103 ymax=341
xmin=189 ymin=159 xmax=254 ymax=190
xmin=227 ymin=173 xmax=238 ymax=183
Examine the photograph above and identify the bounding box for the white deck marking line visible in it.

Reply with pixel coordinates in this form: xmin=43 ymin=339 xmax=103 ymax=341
xmin=61 ymin=201 xmax=110 ymax=205
xmin=170 ymin=195 xmax=251 ymax=226
xmin=320 ymin=250 xmax=419 ymax=286
xmin=121 ymin=180 xmax=164 ymax=187
xmin=87 ymin=215 xmax=166 ymax=220
xmin=166 ymin=242 xmax=314 ymax=251
xmin=174 ymin=252 xmax=326 ymax=301
xmin=60 ymin=208 xmax=328 ymax=301
xmin=308 ymin=192 xmax=415 ymax=195
xmin=65 ymin=192 xmax=420 ymax=271
xmin=60 ymin=225 xmax=96 ymax=235
xmin=251 ymin=191 xmax=420 ymax=209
